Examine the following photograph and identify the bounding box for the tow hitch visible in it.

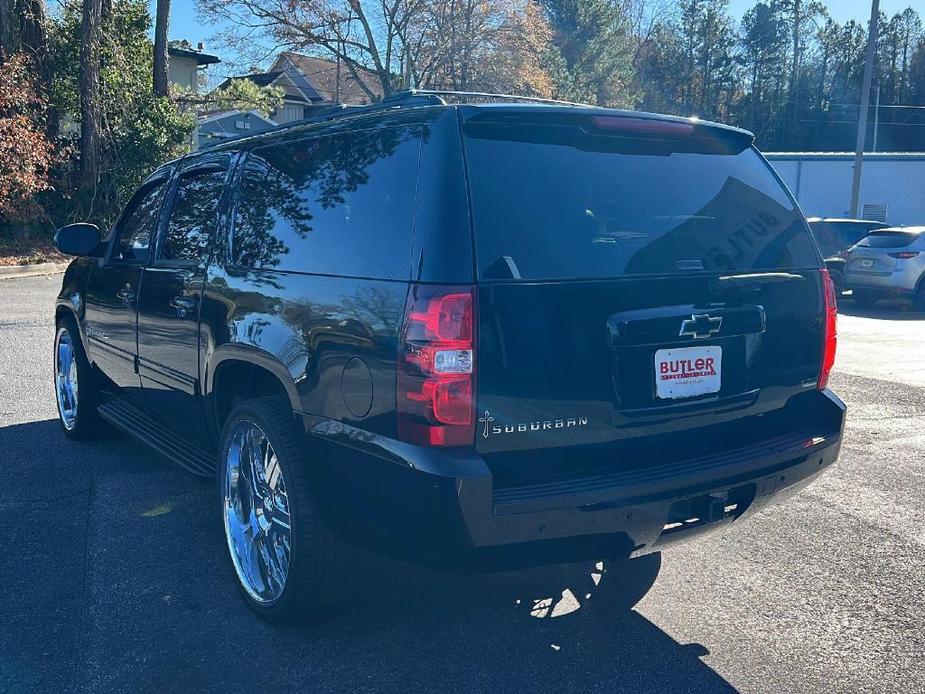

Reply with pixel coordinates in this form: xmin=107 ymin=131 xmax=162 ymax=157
xmin=660 ymin=485 xmax=756 ymax=540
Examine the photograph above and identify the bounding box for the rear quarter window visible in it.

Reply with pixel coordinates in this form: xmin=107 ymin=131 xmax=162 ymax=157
xmin=808 ymin=222 xmax=842 ymax=258
xmin=231 ymin=126 xmax=422 ymax=279
xmin=161 ymin=169 xmax=227 ymax=264
xmin=838 ymin=223 xmax=884 ymax=247
xmin=809 ymin=222 xmax=882 ymax=257
xmin=464 ymin=120 xmax=819 ymax=280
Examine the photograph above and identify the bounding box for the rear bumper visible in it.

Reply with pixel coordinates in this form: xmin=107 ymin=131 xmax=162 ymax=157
xmin=303 ymin=390 xmax=846 ymax=567
xmin=845 ymin=265 xmax=919 ymax=292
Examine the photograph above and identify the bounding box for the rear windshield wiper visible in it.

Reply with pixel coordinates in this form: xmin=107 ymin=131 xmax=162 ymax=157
xmin=711 ymin=272 xmax=805 ymax=295
xmin=717 ymin=272 xmax=805 ymax=286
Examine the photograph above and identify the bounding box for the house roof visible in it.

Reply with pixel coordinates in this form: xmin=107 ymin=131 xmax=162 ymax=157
xmin=218 ymin=72 xmax=312 ymax=105
xmin=272 ymin=52 xmax=382 ymax=105
xmin=242 ymin=71 xmax=283 ymax=88
xmin=216 ymin=52 xmax=384 ymax=111
xmin=168 ymin=41 xmax=220 ymax=66
xmin=197 ymin=109 xmax=277 ymax=127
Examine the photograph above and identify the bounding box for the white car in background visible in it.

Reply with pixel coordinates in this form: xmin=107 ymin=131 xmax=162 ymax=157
xmin=845 ymin=227 xmax=925 ymax=309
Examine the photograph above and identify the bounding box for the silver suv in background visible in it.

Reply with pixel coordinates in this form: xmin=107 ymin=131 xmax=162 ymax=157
xmin=807 ymin=218 xmax=888 ymax=295
xmin=845 ymin=227 xmax=925 ymax=308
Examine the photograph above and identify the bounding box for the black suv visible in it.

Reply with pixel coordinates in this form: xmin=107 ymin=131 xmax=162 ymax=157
xmin=52 ymin=92 xmax=845 ymax=622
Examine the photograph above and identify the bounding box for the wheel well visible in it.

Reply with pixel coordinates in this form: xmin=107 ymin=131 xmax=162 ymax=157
xmin=55 ymin=306 xmax=76 ymax=326
xmin=211 ymin=360 xmax=293 ymax=430
xmin=54 ymin=307 xmax=85 ymax=351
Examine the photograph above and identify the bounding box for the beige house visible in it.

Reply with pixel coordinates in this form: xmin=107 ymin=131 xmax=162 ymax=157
xmin=168 ymin=40 xmax=220 ymax=94
xmin=218 ymin=52 xmax=383 ymax=125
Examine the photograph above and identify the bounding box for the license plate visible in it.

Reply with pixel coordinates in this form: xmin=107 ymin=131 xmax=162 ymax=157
xmin=860 ymin=258 xmax=874 ymax=268
xmin=655 ymin=346 xmax=722 ymax=400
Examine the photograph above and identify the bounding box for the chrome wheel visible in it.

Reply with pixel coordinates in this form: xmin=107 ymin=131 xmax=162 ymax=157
xmin=55 ymin=328 xmax=79 ymax=431
xmin=223 ymin=420 xmax=292 ymax=604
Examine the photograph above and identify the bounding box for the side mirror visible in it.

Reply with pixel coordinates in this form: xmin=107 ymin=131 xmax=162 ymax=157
xmin=54 ymin=223 xmax=103 ymax=257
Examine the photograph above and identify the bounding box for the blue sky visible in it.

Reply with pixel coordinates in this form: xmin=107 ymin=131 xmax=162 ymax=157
xmin=155 ymin=0 xmax=914 ymax=79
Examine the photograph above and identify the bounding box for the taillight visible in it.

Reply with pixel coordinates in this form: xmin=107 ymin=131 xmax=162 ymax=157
xmin=397 ymin=285 xmax=475 ymax=446
xmin=818 ymin=269 xmax=837 ymax=390
xmin=888 ymin=251 xmax=919 ymax=259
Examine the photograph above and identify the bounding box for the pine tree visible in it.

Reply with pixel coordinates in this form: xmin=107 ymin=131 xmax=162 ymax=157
xmin=541 ymin=0 xmax=636 ymax=106
xmin=738 ymin=2 xmax=788 ymax=141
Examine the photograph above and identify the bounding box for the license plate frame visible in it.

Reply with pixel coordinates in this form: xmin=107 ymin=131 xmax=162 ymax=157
xmin=655 ymin=345 xmax=722 ymax=400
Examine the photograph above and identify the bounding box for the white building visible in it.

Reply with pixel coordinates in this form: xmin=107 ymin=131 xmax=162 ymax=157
xmin=766 ymin=152 xmax=925 ymax=226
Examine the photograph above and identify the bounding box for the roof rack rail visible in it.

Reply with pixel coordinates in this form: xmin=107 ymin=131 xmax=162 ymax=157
xmin=200 ymin=88 xmax=591 ymax=149
xmin=382 ymin=89 xmax=593 ymax=108
xmin=218 ymin=93 xmax=441 ymax=141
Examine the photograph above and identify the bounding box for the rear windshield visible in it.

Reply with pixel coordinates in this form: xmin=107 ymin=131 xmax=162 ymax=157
xmin=463 ymin=120 xmax=819 ymax=280
xmin=858 ymin=231 xmax=919 ymax=248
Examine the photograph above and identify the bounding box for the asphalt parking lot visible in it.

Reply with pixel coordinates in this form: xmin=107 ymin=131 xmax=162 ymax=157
xmin=2 ymin=273 xmax=924 ymax=693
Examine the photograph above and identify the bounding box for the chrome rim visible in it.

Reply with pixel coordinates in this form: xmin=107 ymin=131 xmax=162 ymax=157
xmin=55 ymin=329 xmax=79 ymax=431
xmin=222 ymin=420 xmax=291 ymax=604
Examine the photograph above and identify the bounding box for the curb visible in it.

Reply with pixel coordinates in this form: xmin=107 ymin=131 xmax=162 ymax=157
xmin=0 ymin=262 xmax=69 ymax=280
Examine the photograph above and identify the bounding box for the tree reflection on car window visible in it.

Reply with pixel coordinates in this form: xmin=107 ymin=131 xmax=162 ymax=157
xmin=117 ymin=182 xmax=166 ymax=262
xmin=232 ymin=126 xmax=421 ymax=280
xmin=162 ymin=170 xmax=227 ymax=264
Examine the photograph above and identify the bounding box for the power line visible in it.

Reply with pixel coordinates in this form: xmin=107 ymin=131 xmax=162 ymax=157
xmin=826 ymin=102 xmax=925 ymax=110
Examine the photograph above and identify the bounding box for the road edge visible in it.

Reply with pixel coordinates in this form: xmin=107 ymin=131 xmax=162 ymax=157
xmin=0 ymin=262 xmax=68 ymax=280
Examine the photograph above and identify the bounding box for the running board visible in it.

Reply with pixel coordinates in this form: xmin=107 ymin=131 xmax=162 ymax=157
xmin=98 ymin=397 xmax=215 ymax=476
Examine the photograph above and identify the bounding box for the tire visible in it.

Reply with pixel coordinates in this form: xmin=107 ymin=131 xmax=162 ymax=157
xmin=914 ymin=283 xmax=925 ymax=311
xmin=53 ymin=316 xmax=106 ymax=439
xmin=217 ymin=396 xmax=340 ymax=623
xmin=829 ymin=271 xmax=845 ymax=296
xmin=852 ymin=290 xmax=879 ymax=308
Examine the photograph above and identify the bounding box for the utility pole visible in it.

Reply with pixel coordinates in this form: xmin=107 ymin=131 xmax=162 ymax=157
xmin=872 ymin=85 xmax=880 ymax=152
xmin=849 ymin=0 xmax=880 ymax=218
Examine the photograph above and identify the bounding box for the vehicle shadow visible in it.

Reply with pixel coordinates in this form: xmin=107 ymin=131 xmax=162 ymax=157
xmin=0 ymin=418 xmax=737 ymax=694
xmin=837 ymin=296 xmax=925 ymax=320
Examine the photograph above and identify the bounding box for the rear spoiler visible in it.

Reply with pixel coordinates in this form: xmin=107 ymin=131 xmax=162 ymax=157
xmin=460 ymin=106 xmax=755 ymax=155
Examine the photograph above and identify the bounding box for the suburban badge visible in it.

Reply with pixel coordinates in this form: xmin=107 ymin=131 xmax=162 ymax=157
xmin=478 ymin=410 xmax=589 ymax=438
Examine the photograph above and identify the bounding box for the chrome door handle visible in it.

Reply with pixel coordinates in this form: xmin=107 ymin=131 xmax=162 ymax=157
xmin=116 ymin=287 xmax=135 ymax=304
xmin=170 ymin=296 xmax=197 ymax=316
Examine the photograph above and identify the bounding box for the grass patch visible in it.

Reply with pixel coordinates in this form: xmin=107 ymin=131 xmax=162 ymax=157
xmin=0 ymin=237 xmax=67 ymax=266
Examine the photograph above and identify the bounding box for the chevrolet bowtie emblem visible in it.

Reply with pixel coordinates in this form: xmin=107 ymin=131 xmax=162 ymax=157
xmin=679 ymin=314 xmax=722 ymax=339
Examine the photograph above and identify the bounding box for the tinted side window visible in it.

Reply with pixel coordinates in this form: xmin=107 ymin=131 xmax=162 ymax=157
xmin=232 ymin=127 xmax=421 ymax=279
xmin=809 ymin=222 xmax=840 ymax=257
xmin=835 ymin=223 xmax=878 ymax=249
xmin=161 ymin=169 xmax=227 ymax=264
xmin=116 ymin=182 xmax=167 ymax=262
